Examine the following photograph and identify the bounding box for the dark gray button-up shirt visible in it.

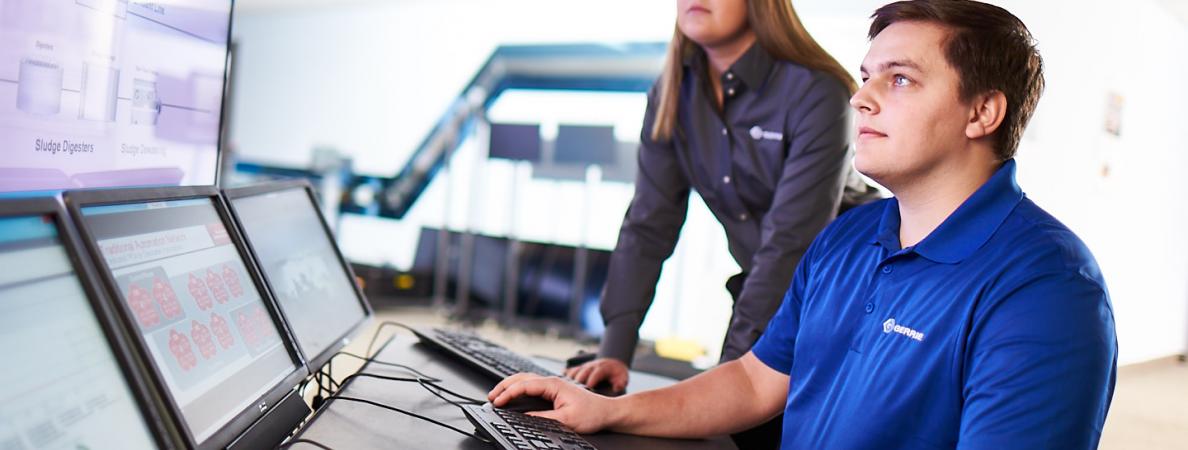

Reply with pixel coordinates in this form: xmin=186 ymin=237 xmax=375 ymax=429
xmin=599 ymin=43 xmax=853 ymax=364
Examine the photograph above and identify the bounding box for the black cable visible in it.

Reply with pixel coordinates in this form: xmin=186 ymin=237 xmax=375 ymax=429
xmin=325 ymin=396 xmax=491 ymax=444
xmin=337 ymin=372 xmax=423 ymax=386
xmin=327 ymin=358 xmax=340 ymax=391
xmin=299 ymin=349 xmax=447 ymax=412
xmin=287 ymin=322 xmax=494 ymax=446
xmin=328 ymin=351 xmax=441 ymax=382
xmin=417 ymin=378 xmax=483 ymax=408
xmin=337 ymin=372 xmax=485 ymax=405
xmin=310 ymin=372 xmax=328 ymax=410
xmin=364 ymin=321 xmax=417 ymax=358
xmin=317 ymin=367 xmax=338 ymax=394
xmin=293 ymin=374 xmax=489 ymax=445
xmin=325 ymin=370 xmax=340 ymax=392
xmin=314 ymin=372 xmax=325 ymax=398
xmin=277 ymin=437 xmax=335 ymax=450
xmin=418 ymin=378 xmax=486 ymax=405
xmin=322 ymin=372 xmax=335 ymax=396
xmin=297 ymin=376 xmax=313 ymax=397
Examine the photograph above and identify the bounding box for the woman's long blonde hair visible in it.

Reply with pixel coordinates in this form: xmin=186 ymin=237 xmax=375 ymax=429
xmin=652 ymin=0 xmax=857 ymax=141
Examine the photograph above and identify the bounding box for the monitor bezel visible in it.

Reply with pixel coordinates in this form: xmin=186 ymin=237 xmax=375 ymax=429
xmin=0 ymin=197 xmax=178 ymax=449
xmin=223 ymin=179 xmax=374 ymax=372
xmin=63 ymin=186 xmax=308 ymax=450
xmin=213 ymin=0 xmax=237 ymax=188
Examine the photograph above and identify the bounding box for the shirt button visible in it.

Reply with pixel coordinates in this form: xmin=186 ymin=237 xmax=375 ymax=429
xmin=721 ymin=128 xmax=728 ymax=136
xmin=727 ymin=87 xmax=736 ymax=96
xmin=722 ymin=176 xmax=731 ymax=184
xmin=738 ymin=213 xmax=748 ymax=221
xmin=882 ymin=266 xmax=893 ymax=274
xmin=864 ymin=303 xmax=875 ymax=313
xmin=726 ymin=72 xmax=734 ymax=80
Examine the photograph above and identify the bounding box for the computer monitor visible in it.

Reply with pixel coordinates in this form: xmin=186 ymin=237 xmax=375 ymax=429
xmin=489 ymin=122 xmax=542 ymax=162
xmin=223 ymin=180 xmax=372 ymax=371
xmin=0 ymin=0 xmax=234 ymax=192
xmin=64 ymin=186 xmax=307 ymax=450
xmin=554 ymin=124 xmax=616 ymax=166
xmin=0 ymin=198 xmax=168 ymax=449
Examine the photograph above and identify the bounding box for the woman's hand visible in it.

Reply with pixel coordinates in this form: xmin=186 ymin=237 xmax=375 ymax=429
xmin=564 ymin=357 xmax=629 ymax=393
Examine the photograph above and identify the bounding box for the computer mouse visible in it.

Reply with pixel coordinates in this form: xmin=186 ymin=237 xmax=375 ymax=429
xmin=589 ymin=381 xmax=624 ymax=397
xmin=496 ymin=395 xmax=555 ymax=413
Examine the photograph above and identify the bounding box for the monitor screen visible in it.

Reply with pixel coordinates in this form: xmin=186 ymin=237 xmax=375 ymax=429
xmin=555 ymin=124 xmax=616 ymax=166
xmin=230 ymin=188 xmax=367 ymax=364
xmin=0 ymin=214 xmax=156 ymax=450
xmin=80 ymin=197 xmax=296 ymax=444
xmin=0 ymin=0 xmax=232 ymax=193
xmin=489 ymin=123 xmax=542 ymax=162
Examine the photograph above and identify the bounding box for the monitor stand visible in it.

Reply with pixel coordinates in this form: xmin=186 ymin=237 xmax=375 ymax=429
xmin=226 ymin=389 xmax=310 ymax=450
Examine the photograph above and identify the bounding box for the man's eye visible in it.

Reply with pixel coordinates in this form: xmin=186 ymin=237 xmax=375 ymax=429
xmin=893 ymin=75 xmax=911 ymax=87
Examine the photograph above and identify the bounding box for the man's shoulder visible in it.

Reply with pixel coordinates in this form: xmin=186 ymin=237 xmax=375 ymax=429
xmin=994 ymin=197 xmax=1104 ymax=282
xmin=970 ymin=197 xmax=1109 ymax=319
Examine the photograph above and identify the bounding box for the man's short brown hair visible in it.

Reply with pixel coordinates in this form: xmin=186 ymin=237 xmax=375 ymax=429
xmin=870 ymin=0 xmax=1044 ymax=161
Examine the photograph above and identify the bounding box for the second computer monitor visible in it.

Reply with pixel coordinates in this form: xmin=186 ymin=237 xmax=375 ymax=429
xmin=224 ymin=180 xmax=372 ymax=370
xmin=65 ymin=187 xmax=307 ymax=450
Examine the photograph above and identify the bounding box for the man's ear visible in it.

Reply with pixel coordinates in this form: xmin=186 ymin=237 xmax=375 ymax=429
xmin=966 ymin=90 xmax=1007 ymax=140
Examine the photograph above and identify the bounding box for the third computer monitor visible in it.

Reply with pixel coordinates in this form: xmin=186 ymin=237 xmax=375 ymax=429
xmin=225 ymin=180 xmax=371 ymax=370
xmin=65 ymin=187 xmax=306 ymax=450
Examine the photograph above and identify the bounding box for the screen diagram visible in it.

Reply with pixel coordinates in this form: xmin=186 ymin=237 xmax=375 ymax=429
xmin=0 ymin=0 xmax=232 ymax=193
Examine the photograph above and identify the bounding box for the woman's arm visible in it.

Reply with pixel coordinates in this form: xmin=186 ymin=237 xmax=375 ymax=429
xmin=598 ymin=87 xmax=693 ymax=365
xmin=722 ymin=71 xmax=852 ymax=361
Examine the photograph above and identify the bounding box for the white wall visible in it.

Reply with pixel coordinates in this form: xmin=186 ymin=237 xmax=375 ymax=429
xmin=231 ymin=0 xmax=1188 ymax=364
xmin=228 ymin=0 xmax=675 ymax=174
xmin=1007 ymin=0 xmax=1188 ymax=365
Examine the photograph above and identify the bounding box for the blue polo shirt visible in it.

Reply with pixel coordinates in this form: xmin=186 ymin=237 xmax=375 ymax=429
xmin=752 ymin=160 xmax=1117 ymax=449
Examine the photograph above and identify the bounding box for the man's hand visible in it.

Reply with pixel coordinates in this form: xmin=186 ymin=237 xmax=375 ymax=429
xmin=564 ymin=357 xmax=629 ymax=392
xmin=488 ymin=374 xmax=619 ymax=434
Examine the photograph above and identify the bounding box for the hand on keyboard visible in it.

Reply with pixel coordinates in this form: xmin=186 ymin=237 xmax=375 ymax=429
xmin=565 ymin=357 xmax=629 ymax=393
xmin=488 ymin=373 xmax=617 ymax=434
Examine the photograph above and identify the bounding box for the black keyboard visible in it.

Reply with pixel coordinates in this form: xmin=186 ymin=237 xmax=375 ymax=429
xmin=415 ymin=327 xmax=559 ymax=379
xmin=463 ymin=403 xmax=596 ymax=450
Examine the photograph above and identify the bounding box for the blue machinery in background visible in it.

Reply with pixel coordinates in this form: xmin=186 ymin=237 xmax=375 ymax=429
xmin=339 ymin=42 xmax=666 ymax=218
xmin=236 ymin=42 xmax=666 ymax=214
xmin=234 ymin=43 xmax=667 ymax=337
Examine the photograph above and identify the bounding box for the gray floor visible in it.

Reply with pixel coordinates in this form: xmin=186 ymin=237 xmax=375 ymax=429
xmin=362 ymin=306 xmax=1188 ymax=448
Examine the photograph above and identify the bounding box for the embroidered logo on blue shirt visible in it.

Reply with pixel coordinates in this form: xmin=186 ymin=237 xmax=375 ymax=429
xmin=882 ymin=318 xmax=925 ymax=342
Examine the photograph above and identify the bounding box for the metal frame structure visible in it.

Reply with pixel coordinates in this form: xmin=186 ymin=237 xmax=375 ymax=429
xmin=337 ymin=42 xmax=666 ymax=219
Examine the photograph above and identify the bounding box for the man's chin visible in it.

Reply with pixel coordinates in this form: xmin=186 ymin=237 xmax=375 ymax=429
xmin=853 ymin=157 xmax=880 ymax=180
xmin=853 ymin=160 xmax=893 ymax=192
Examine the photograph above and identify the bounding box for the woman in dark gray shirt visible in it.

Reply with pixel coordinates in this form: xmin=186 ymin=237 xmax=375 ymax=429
xmin=566 ymin=2 xmax=857 ymax=445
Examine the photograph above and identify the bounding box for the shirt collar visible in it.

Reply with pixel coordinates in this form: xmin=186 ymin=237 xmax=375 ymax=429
xmin=683 ymin=42 xmax=775 ymax=91
xmin=874 ymin=159 xmax=1025 ymax=264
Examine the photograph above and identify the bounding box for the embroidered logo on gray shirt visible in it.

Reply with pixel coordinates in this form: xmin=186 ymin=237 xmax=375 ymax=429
xmin=749 ymin=125 xmax=783 ymax=141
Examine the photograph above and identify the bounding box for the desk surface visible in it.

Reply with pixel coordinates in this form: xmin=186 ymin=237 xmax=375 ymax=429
xmin=288 ymin=334 xmax=737 ymax=449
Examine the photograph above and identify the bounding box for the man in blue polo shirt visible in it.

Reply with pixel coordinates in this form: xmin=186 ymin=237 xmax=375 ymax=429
xmin=489 ymin=1 xmax=1118 ymax=448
